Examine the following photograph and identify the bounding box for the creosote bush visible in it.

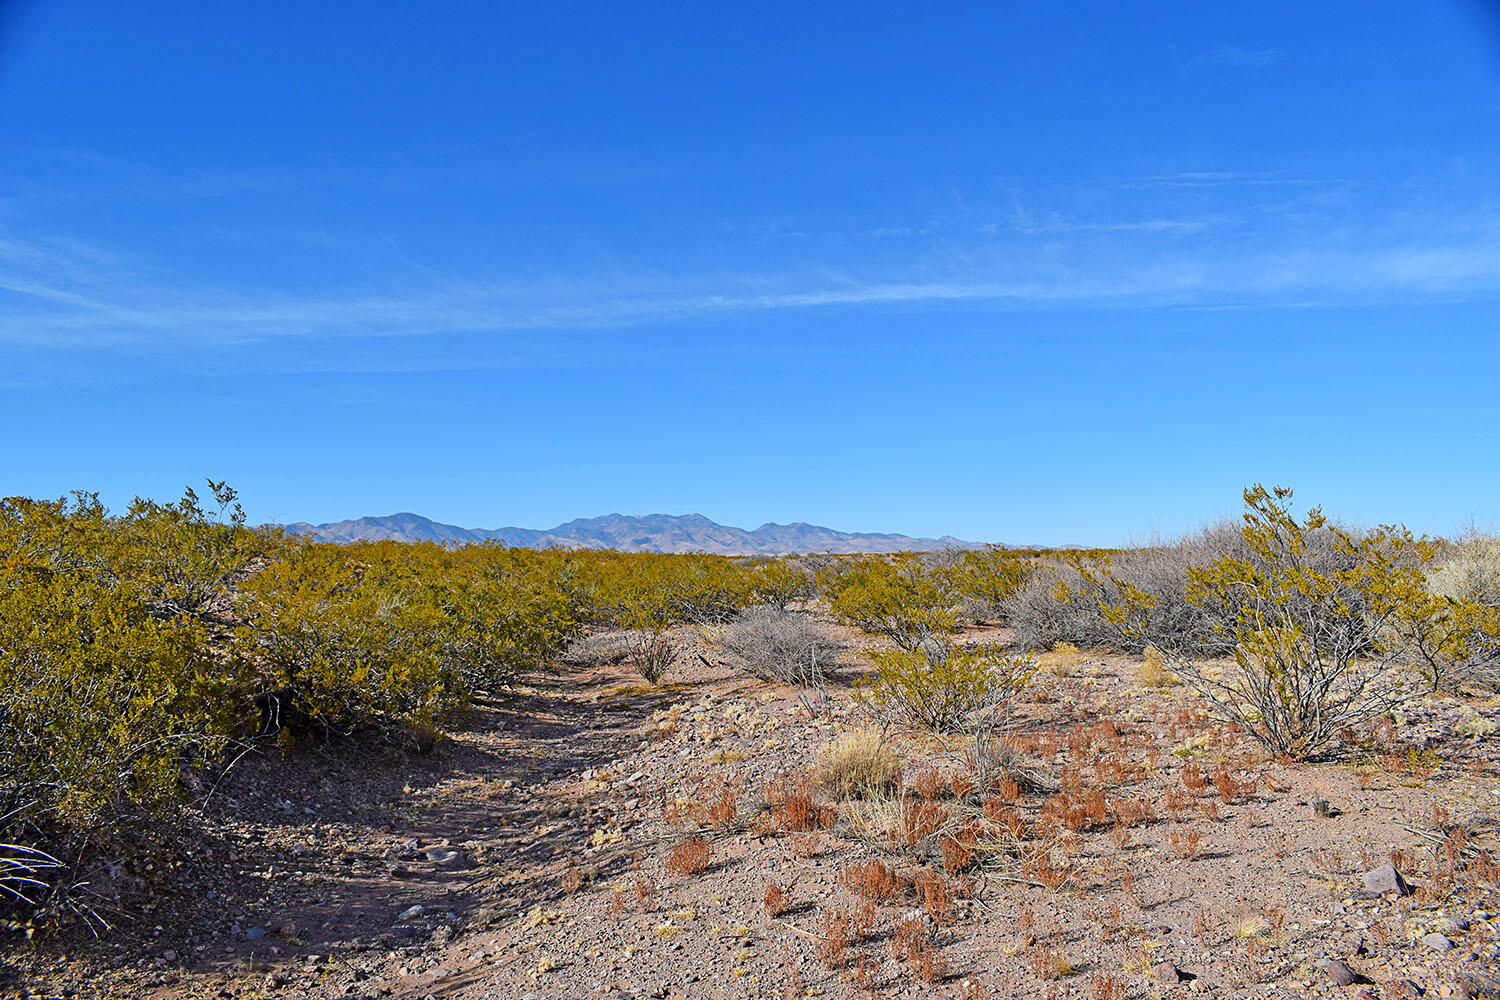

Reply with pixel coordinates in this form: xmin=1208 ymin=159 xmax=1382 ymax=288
xmin=858 ymin=639 xmax=1034 ymax=732
xmin=1069 ymin=485 xmax=1453 ymax=759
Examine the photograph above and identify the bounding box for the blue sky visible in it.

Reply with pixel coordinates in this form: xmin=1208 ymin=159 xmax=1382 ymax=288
xmin=2 ymin=2 xmax=1499 ymax=545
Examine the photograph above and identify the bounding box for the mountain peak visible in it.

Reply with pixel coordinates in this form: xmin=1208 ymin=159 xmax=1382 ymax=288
xmin=282 ymin=512 xmax=979 ymax=554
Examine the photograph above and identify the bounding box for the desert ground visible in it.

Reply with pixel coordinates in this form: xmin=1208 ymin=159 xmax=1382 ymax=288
xmin=10 ymin=618 xmax=1499 ymax=1000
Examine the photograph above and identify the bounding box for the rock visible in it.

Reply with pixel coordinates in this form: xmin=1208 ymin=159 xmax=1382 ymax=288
xmin=424 ymin=848 xmax=468 ymax=869
xmin=161 ymin=950 xmax=177 ymax=962
xmin=1423 ymin=932 xmax=1453 ymax=952
xmin=1311 ymin=796 xmax=1334 ymax=818
xmin=277 ymin=921 xmax=300 ymax=939
xmin=1153 ymin=961 xmax=1183 ymax=983
xmin=1363 ymin=864 xmax=1413 ymax=897
xmin=396 ymin=905 xmax=425 ymax=922
xmin=1325 ymin=960 xmax=1358 ymax=986
xmin=245 ymin=926 xmax=268 ymax=941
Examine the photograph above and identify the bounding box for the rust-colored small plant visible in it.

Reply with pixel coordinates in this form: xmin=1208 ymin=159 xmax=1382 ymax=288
xmin=1163 ymin=785 xmax=1186 ymax=821
xmin=852 ymin=897 xmax=877 ymax=939
xmin=891 ymin=916 xmax=946 ymax=983
xmin=850 ymin=949 xmax=880 ymax=992
xmin=709 ymin=783 xmax=737 ymax=829
xmin=1211 ymin=766 xmax=1242 ymax=803
xmin=841 ymin=858 xmax=902 ymax=902
xmin=666 ymin=835 xmax=712 ymax=876
xmin=902 ymin=798 xmax=950 ymax=845
xmin=985 ymin=799 xmax=1028 ymax=839
xmin=912 ymin=767 xmax=942 ymax=801
xmin=634 ymin=876 xmax=657 ymax=911
xmin=1112 ymin=795 xmax=1152 ymax=828
xmin=1181 ymin=762 xmax=1208 ymax=793
xmin=1090 ymin=972 xmax=1126 ymax=1000
xmin=941 ymin=824 xmax=978 ymax=874
xmin=1197 ymin=797 xmax=1220 ymax=821
xmin=818 ymin=908 xmax=851 ymax=970
xmin=1030 ymin=945 xmax=1072 ymax=980
xmin=1168 ymin=828 xmax=1200 ymax=860
xmin=1084 ymin=786 xmax=1110 ymax=826
xmin=763 ymin=880 xmax=787 ymax=917
xmin=913 ymin=867 xmax=950 ymax=924
xmin=996 ymin=776 xmax=1021 ymax=802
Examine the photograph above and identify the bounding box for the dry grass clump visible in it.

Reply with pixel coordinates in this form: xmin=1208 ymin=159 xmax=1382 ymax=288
xmin=665 ymin=835 xmax=712 ymax=876
xmin=1038 ymin=641 xmax=1087 ymax=676
xmin=818 ymin=729 xmax=902 ymax=800
xmin=1137 ymin=645 xmax=1181 ymax=689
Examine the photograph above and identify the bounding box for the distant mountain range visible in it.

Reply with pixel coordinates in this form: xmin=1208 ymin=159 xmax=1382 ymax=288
xmin=281 ymin=512 xmax=977 ymax=554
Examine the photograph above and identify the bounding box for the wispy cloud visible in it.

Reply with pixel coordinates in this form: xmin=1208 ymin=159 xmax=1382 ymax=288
xmin=5 ymin=234 xmax=1500 ymax=355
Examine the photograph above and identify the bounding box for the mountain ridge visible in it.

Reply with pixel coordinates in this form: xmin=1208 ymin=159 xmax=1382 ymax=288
xmin=280 ymin=511 xmax=980 ymax=554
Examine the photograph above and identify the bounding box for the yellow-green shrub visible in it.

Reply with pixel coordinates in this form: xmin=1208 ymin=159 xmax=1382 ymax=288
xmin=824 ymin=554 xmax=955 ymax=650
xmin=857 ymin=639 xmax=1033 ymax=731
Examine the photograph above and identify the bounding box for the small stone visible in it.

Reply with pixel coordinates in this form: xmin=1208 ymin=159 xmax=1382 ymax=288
xmin=1153 ymin=961 xmax=1183 ymax=983
xmin=1325 ymin=959 xmax=1358 ymax=986
xmin=245 ymin=927 xmax=267 ymax=941
xmin=1363 ymin=864 xmax=1413 ymax=897
xmin=1423 ymin=932 xmax=1453 ymax=952
xmin=161 ymin=950 xmax=177 ymax=962
xmin=396 ymin=905 xmax=425 ymax=922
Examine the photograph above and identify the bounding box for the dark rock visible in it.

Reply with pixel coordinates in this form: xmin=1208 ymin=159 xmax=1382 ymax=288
xmin=245 ymin=926 xmax=267 ymax=941
xmin=1363 ymin=864 xmax=1413 ymax=897
xmin=1325 ymin=960 xmax=1358 ymax=987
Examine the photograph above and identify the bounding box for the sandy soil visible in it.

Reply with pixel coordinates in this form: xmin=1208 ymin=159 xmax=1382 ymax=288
xmin=8 ymin=625 xmax=1500 ymax=1000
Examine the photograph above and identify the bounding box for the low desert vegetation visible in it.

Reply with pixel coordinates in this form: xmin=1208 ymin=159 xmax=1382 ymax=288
xmin=5 ymin=480 xmax=1500 ymax=1000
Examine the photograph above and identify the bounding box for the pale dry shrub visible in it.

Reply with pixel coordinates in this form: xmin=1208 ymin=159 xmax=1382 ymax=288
xmin=1430 ymin=528 xmax=1500 ymax=606
xmin=817 ymin=729 xmax=901 ymax=800
xmin=719 ymin=605 xmax=841 ymax=688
